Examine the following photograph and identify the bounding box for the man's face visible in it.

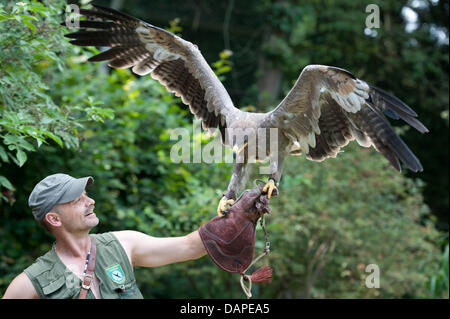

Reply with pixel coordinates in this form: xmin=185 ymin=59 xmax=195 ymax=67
xmin=56 ymin=190 xmax=98 ymax=232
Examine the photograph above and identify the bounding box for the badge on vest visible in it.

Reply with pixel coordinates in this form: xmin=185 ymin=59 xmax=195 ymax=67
xmin=105 ymin=264 xmax=126 ymax=284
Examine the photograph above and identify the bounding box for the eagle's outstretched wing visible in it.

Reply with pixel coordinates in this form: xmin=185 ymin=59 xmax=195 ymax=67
xmin=265 ymin=65 xmax=428 ymax=172
xmin=65 ymin=4 xmax=238 ymax=142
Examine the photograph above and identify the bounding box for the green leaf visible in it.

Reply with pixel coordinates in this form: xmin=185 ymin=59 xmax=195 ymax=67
xmin=0 ymin=146 xmax=8 ymax=163
xmin=3 ymin=134 xmax=20 ymax=146
xmin=429 ymin=277 xmax=437 ymax=295
xmin=0 ymin=13 xmax=9 ymax=21
xmin=0 ymin=175 xmax=15 ymax=190
xmin=16 ymin=149 xmax=27 ymax=167
xmin=22 ymin=125 xmax=39 ymax=139
xmin=20 ymin=14 xmax=38 ymax=21
xmin=216 ymin=66 xmax=231 ymax=74
xmin=29 ymin=3 xmax=49 ymax=17
xmin=17 ymin=137 xmax=35 ymax=152
xmin=99 ymin=108 xmax=115 ymax=120
xmin=23 ymin=19 xmax=36 ymax=32
xmin=43 ymin=131 xmax=63 ymax=147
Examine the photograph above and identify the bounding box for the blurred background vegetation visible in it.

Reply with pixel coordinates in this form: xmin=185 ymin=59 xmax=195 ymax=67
xmin=0 ymin=0 xmax=448 ymax=298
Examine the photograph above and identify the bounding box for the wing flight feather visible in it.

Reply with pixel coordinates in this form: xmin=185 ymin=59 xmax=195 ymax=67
xmin=65 ymin=4 xmax=238 ymax=142
xmin=266 ymin=65 xmax=428 ymax=172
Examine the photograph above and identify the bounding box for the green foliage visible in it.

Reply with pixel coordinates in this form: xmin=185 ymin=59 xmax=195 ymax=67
xmin=429 ymin=241 xmax=449 ymax=298
xmin=260 ymin=145 xmax=441 ymax=298
xmin=0 ymin=0 xmax=113 ymax=199
xmin=166 ymin=17 xmax=182 ymax=36
xmin=212 ymin=50 xmax=233 ymax=81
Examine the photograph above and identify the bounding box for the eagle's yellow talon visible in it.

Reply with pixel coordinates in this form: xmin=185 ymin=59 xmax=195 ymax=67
xmin=263 ymin=180 xmax=277 ymax=199
xmin=217 ymin=198 xmax=235 ymax=217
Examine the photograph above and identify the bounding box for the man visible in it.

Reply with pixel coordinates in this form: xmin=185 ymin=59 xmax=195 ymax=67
xmin=2 ymin=173 xmax=208 ymax=299
xmin=3 ymin=173 xmax=273 ymax=299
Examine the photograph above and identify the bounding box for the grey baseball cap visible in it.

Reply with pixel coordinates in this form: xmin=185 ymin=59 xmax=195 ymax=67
xmin=28 ymin=173 xmax=94 ymax=221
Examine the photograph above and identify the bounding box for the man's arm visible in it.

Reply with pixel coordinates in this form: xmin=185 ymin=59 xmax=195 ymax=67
xmin=113 ymin=230 xmax=207 ymax=268
xmin=2 ymin=272 xmax=40 ymax=299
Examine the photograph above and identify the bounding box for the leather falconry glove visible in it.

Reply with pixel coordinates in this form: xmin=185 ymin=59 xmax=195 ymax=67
xmin=199 ymin=181 xmax=277 ymax=287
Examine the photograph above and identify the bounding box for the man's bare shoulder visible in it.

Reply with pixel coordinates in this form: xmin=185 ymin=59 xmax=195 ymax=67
xmin=111 ymin=230 xmax=144 ymax=246
xmin=2 ymin=272 xmax=39 ymax=299
xmin=111 ymin=230 xmax=145 ymax=266
xmin=111 ymin=230 xmax=153 ymax=245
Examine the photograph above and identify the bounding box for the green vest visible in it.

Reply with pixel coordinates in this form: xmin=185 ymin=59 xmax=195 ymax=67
xmin=24 ymin=232 xmax=143 ymax=299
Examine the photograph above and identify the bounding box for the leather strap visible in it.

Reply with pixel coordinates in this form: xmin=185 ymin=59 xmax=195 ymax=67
xmin=78 ymin=237 xmax=97 ymax=299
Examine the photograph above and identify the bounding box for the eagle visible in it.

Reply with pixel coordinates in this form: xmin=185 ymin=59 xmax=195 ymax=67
xmin=64 ymin=4 xmax=428 ymax=216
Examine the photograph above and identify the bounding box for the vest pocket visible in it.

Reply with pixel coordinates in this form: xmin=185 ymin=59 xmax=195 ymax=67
xmin=102 ymin=275 xmax=141 ymax=299
xmin=42 ymin=275 xmax=65 ymax=295
xmin=41 ymin=275 xmax=76 ymax=299
xmin=115 ymin=280 xmax=139 ymax=299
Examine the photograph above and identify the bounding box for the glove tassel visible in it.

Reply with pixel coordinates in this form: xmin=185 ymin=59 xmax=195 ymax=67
xmin=246 ymin=265 xmax=273 ymax=283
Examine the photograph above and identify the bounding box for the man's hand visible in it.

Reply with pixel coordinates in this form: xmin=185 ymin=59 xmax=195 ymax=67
xmin=198 ymin=182 xmax=277 ymax=273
